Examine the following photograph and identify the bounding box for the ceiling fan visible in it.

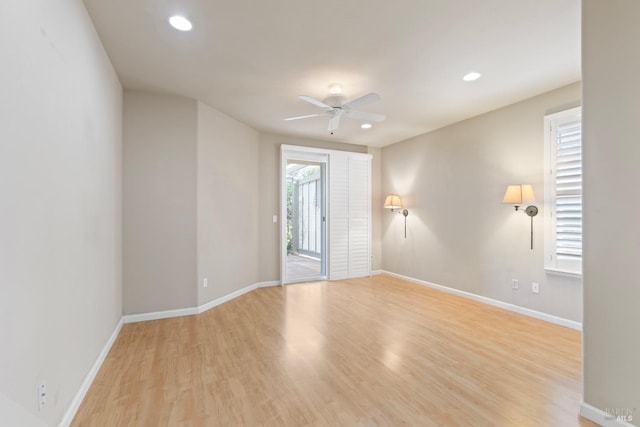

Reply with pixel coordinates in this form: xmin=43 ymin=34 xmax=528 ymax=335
xmin=284 ymin=86 xmax=386 ymax=134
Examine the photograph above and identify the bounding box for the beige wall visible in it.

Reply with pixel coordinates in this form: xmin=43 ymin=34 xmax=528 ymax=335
xmin=0 ymin=0 xmax=122 ymax=423
xmin=369 ymin=146 xmax=383 ymax=271
xmin=123 ymin=91 xmax=198 ymax=314
xmin=582 ymin=0 xmax=640 ymax=416
xmin=123 ymin=93 xmax=263 ymax=312
xmin=197 ymin=102 xmax=260 ymax=304
xmin=124 ymin=111 xmax=376 ymax=291
xmin=381 ymin=83 xmax=582 ymax=322
xmin=258 ymin=133 xmax=368 ymax=282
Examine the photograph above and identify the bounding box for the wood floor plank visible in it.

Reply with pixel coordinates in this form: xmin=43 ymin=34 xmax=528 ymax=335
xmin=72 ymin=275 xmax=596 ymax=426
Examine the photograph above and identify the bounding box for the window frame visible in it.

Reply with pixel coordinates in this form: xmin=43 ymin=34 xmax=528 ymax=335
xmin=544 ymin=106 xmax=583 ymax=277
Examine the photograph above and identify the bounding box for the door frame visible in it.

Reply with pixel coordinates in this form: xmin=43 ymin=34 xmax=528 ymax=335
xmin=280 ymin=147 xmax=329 ymax=284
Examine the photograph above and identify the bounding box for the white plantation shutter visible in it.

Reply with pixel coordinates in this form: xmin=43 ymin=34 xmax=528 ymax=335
xmin=328 ymin=153 xmax=350 ymax=280
xmin=328 ymin=151 xmax=371 ymax=280
xmin=555 ymin=121 xmax=582 ymax=260
xmin=545 ymin=107 xmax=582 ymax=275
xmin=347 ymin=155 xmax=371 ymax=278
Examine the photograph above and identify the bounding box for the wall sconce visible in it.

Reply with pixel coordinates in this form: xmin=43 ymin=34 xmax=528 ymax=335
xmin=503 ymin=184 xmax=539 ymax=250
xmin=384 ymin=194 xmax=409 ymax=238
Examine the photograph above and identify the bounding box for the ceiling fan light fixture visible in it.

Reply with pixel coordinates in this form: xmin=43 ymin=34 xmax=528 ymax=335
xmin=361 ymin=123 xmax=372 ymax=129
xmin=328 ymin=83 xmax=343 ymax=95
xmin=463 ymin=72 xmax=482 ymax=82
xmin=169 ymin=15 xmax=193 ymax=31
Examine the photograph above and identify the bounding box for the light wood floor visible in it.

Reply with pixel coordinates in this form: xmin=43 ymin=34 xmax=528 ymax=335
xmin=72 ymin=275 xmax=596 ymax=426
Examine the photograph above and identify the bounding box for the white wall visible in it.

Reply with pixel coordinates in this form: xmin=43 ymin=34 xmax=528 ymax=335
xmin=197 ymin=102 xmax=260 ymax=304
xmin=0 ymin=0 xmax=122 ymax=424
xmin=582 ymin=0 xmax=640 ymax=417
xmin=381 ymin=83 xmax=582 ymax=322
xmin=123 ymin=91 xmax=198 ymax=314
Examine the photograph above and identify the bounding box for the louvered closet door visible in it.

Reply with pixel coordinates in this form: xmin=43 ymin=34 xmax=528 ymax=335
xmin=328 ymin=153 xmax=349 ymax=280
xmin=348 ymin=155 xmax=371 ymax=278
xmin=328 ymin=152 xmax=371 ymax=280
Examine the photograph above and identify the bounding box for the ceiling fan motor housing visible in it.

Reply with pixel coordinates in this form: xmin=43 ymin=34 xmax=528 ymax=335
xmin=323 ymin=95 xmax=348 ymax=108
xmin=284 ymin=92 xmax=384 ymax=132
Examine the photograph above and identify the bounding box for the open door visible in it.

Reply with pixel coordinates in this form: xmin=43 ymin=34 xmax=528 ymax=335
xmin=281 ymin=150 xmax=327 ymax=284
xmin=280 ymin=145 xmax=371 ymax=284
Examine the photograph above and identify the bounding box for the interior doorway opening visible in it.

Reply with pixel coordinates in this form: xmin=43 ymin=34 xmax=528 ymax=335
xmin=284 ymin=160 xmax=326 ymax=283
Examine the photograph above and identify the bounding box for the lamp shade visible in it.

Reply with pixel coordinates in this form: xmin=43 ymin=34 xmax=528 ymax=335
xmin=384 ymin=194 xmax=403 ymax=209
xmin=502 ymin=185 xmax=535 ymax=204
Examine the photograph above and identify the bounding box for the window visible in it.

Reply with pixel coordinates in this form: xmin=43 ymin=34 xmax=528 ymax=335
xmin=544 ymin=107 xmax=582 ymax=276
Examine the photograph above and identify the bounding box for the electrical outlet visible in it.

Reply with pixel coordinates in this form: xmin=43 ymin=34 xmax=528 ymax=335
xmin=38 ymin=382 xmax=47 ymax=411
xmin=272 ymin=215 xmax=278 ymax=223
xmin=511 ymin=279 xmax=519 ymax=290
xmin=532 ymin=282 xmax=540 ymax=294
xmin=203 ymin=278 xmax=208 ymax=288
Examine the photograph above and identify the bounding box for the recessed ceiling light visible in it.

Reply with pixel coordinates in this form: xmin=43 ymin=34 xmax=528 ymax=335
xmin=328 ymin=83 xmax=343 ymax=95
xmin=361 ymin=123 xmax=372 ymax=129
xmin=169 ymin=16 xmax=193 ymax=31
xmin=463 ymin=72 xmax=482 ymax=82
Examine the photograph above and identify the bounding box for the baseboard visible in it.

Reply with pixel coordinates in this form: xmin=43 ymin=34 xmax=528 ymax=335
xmin=381 ymin=270 xmax=582 ymax=331
xmin=123 ymin=280 xmax=280 ymax=324
xmin=59 ymin=317 xmax=124 ymax=427
xmin=580 ymin=401 xmax=636 ymax=426
xmin=371 ymin=270 xmax=383 ymax=276
xmin=198 ymin=283 xmax=258 ymax=313
xmin=257 ymin=280 xmax=281 ymax=288
xmin=122 ymin=306 xmax=199 ymax=323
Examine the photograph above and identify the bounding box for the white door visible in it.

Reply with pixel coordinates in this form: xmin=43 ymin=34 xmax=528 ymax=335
xmin=281 ymin=145 xmax=371 ymax=284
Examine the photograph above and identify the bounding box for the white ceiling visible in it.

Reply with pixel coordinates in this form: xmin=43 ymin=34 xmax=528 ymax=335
xmin=83 ymin=0 xmax=580 ymax=148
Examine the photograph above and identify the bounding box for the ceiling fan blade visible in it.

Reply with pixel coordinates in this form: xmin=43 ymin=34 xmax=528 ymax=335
xmin=343 ymin=92 xmax=380 ymax=110
xmin=328 ymin=114 xmax=341 ymax=132
xmin=299 ymin=95 xmax=333 ymax=109
xmin=284 ymin=113 xmax=328 ymax=121
xmin=345 ymin=110 xmax=386 ymax=122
